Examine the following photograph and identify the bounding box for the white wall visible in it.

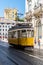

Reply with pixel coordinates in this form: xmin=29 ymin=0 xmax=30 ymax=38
xmin=25 ymin=0 xmax=29 ymax=13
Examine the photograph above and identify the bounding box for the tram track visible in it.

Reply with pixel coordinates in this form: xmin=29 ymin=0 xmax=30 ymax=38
xmin=0 ymin=49 xmax=19 ymax=65
xmin=0 ymin=45 xmax=43 ymax=65
xmin=0 ymin=46 xmax=33 ymax=65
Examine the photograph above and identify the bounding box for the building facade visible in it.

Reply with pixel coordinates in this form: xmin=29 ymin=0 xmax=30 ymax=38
xmin=4 ymin=8 xmax=17 ymax=21
xmin=0 ymin=17 xmax=16 ymax=40
xmin=25 ymin=0 xmax=43 ymax=47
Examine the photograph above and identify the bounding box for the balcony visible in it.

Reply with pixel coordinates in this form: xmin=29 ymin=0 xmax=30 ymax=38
xmin=34 ymin=5 xmax=43 ymax=18
xmin=25 ymin=11 xmax=32 ymax=20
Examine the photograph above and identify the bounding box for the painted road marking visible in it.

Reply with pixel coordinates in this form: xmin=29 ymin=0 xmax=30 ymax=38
xmin=17 ymin=50 xmax=43 ymax=61
xmin=0 ymin=44 xmax=9 ymax=47
xmin=0 ymin=43 xmax=43 ymax=61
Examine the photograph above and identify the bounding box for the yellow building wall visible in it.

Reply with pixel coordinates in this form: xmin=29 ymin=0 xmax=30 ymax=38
xmin=4 ymin=8 xmax=17 ymax=21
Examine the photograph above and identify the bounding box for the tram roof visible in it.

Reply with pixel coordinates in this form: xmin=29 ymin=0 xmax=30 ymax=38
xmin=9 ymin=24 xmax=33 ymax=31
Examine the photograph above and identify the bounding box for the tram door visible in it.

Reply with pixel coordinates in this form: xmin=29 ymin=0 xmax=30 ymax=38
xmin=19 ymin=30 xmax=27 ymax=46
xmin=18 ymin=30 xmax=28 ymax=46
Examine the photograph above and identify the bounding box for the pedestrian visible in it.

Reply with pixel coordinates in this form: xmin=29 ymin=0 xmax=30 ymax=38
xmin=38 ymin=39 xmax=40 ymax=49
xmin=35 ymin=39 xmax=36 ymax=44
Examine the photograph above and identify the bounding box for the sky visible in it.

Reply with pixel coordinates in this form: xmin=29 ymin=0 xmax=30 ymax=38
xmin=0 ymin=0 xmax=25 ymax=17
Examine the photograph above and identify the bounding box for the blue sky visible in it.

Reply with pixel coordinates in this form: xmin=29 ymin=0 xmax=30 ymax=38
xmin=0 ymin=0 xmax=25 ymax=17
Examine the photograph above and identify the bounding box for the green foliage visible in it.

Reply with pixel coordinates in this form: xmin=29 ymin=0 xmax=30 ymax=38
xmin=16 ymin=15 xmax=24 ymax=22
xmin=18 ymin=18 xmax=24 ymax=22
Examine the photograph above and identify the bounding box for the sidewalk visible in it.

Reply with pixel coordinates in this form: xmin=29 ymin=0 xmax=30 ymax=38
xmin=34 ymin=43 xmax=43 ymax=50
xmin=0 ymin=39 xmax=8 ymax=43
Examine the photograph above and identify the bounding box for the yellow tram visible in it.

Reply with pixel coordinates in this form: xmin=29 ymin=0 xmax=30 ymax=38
xmin=8 ymin=23 xmax=34 ymax=48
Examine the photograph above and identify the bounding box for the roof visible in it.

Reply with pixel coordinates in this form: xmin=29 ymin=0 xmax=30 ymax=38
xmin=9 ymin=23 xmax=33 ymax=31
xmin=0 ymin=18 xmax=16 ymax=24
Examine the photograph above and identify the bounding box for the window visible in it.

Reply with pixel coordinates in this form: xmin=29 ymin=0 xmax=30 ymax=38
xmin=0 ymin=36 xmax=1 ymax=38
xmin=5 ymin=33 xmax=7 ymax=38
xmin=12 ymin=15 xmax=14 ymax=18
xmin=0 ymin=26 xmax=1 ymax=27
xmin=8 ymin=26 xmax=10 ymax=28
xmin=21 ymin=30 xmax=27 ymax=37
xmin=28 ymin=30 xmax=31 ymax=37
xmin=12 ymin=12 xmax=14 ymax=14
xmin=6 ymin=29 xmax=7 ymax=31
xmin=8 ymin=31 xmax=17 ymax=38
xmin=0 ymin=29 xmax=1 ymax=31
xmin=5 ymin=26 xmax=7 ymax=28
xmin=5 ymin=33 xmax=7 ymax=35
xmin=3 ymin=33 xmax=4 ymax=35
xmin=27 ymin=30 xmax=34 ymax=37
xmin=0 ymin=33 xmax=1 ymax=35
xmin=8 ymin=32 xmax=12 ymax=38
xmin=31 ymin=30 xmax=34 ymax=37
xmin=12 ymin=23 xmax=14 ymax=25
xmin=13 ymin=31 xmax=17 ymax=38
xmin=3 ymin=29 xmax=4 ymax=31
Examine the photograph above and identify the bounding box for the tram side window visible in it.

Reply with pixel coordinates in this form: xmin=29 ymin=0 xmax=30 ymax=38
xmin=13 ymin=31 xmax=18 ymax=38
xmin=8 ymin=32 xmax=17 ymax=38
xmin=29 ymin=31 xmax=31 ymax=37
xmin=27 ymin=30 xmax=31 ymax=37
xmin=21 ymin=30 xmax=26 ymax=37
xmin=27 ymin=30 xmax=34 ymax=37
xmin=31 ymin=30 xmax=34 ymax=37
xmin=8 ymin=32 xmax=12 ymax=38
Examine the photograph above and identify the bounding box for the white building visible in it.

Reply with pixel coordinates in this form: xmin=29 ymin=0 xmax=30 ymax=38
xmin=25 ymin=0 xmax=43 ymax=48
xmin=0 ymin=17 xmax=16 ymax=41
